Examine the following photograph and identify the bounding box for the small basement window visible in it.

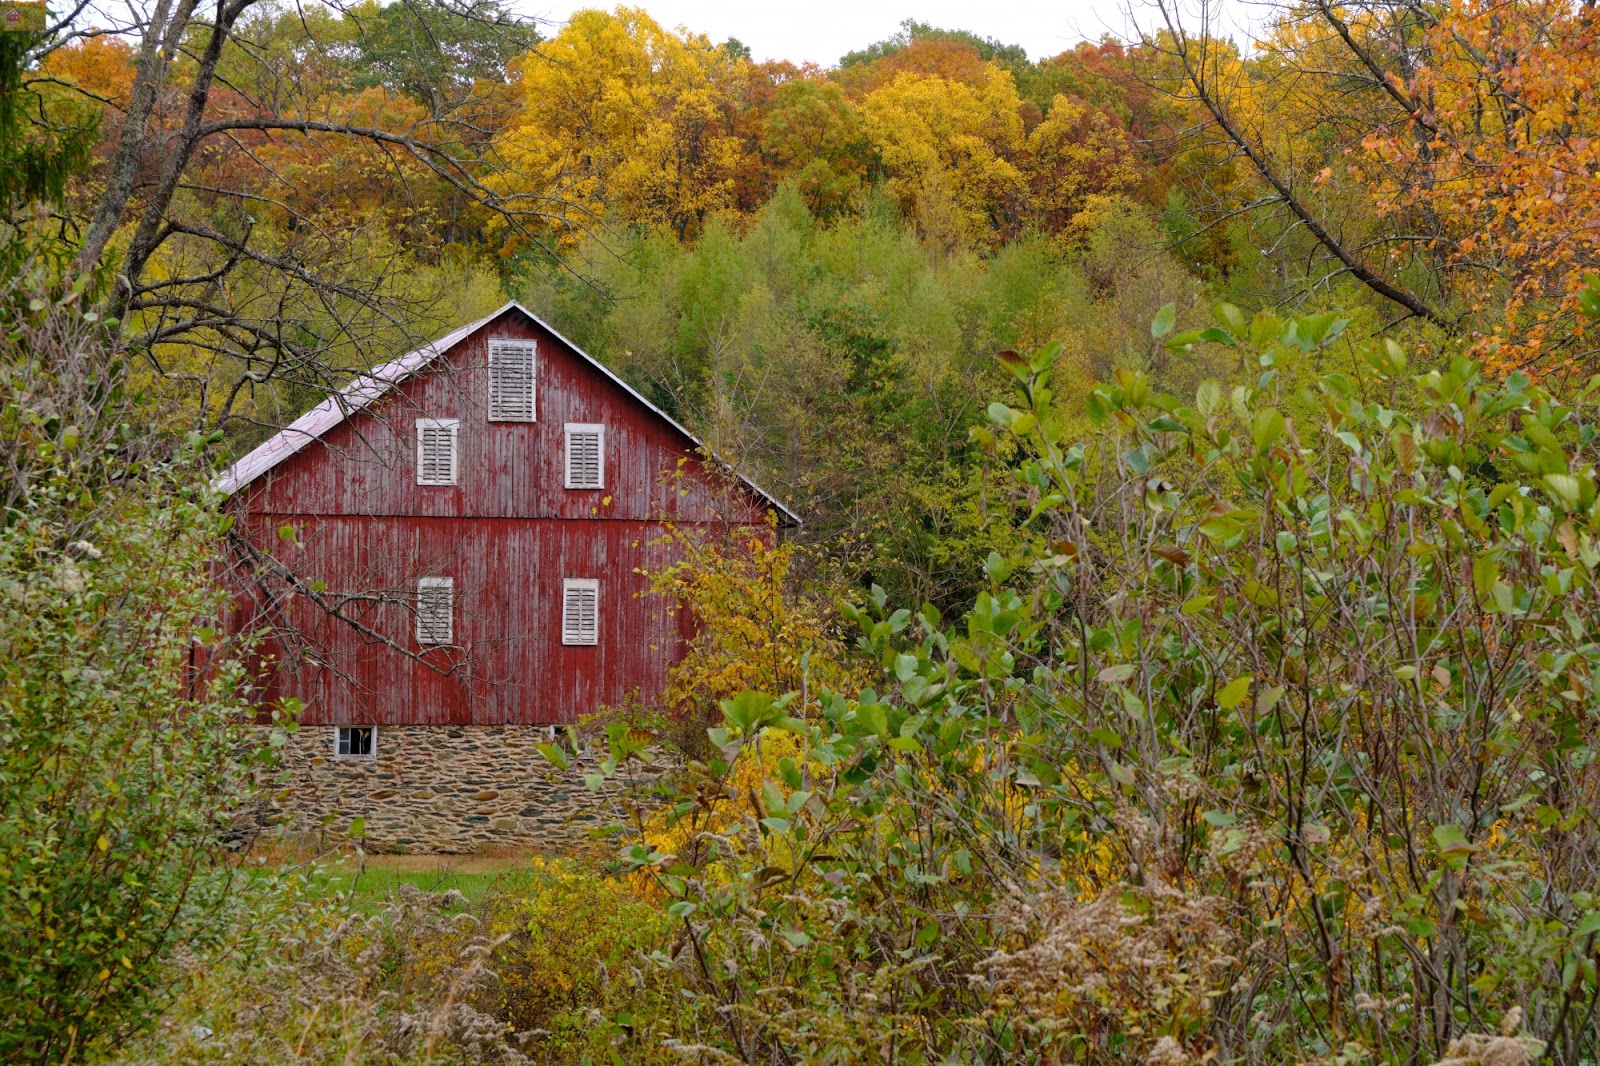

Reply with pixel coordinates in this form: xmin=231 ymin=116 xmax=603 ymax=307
xmin=488 ymin=340 xmax=537 ymax=422
xmin=416 ymin=418 xmax=459 ymax=485
xmin=336 ymin=726 xmax=376 ymax=759
xmin=416 ymin=577 xmax=454 ymax=645
xmin=562 ymin=578 xmax=599 ymax=645
xmin=564 ymin=423 xmax=605 ymax=489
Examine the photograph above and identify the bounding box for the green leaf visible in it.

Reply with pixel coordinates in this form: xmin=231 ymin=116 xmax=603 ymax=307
xmin=1089 ymin=727 xmax=1124 ymax=749
xmin=1251 ymin=408 xmax=1286 ymax=452
xmin=1472 ymin=555 xmax=1499 ymax=598
xmin=1097 ymin=664 xmax=1137 ymax=684
xmin=1578 ymin=275 xmax=1600 ymax=319
xmin=1543 ymin=473 xmax=1581 ymax=509
xmin=856 ymin=704 xmax=889 ymax=738
xmin=1202 ymin=810 xmax=1238 ymax=827
xmin=1199 ymin=516 xmax=1244 ymax=542
xmin=1151 ymin=303 xmax=1177 ymax=339
xmin=1215 ymin=301 xmax=1248 ymax=333
xmin=535 ymin=742 xmax=570 ymax=770
xmin=1217 ymin=676 xmax=1253 ymax=710
xmin=1432 ymin=824 xmax=1479 ymax=857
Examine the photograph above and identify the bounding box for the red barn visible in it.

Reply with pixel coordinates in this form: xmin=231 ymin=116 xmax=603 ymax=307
xmin=220 ymin=301 xmax=792 ymax=852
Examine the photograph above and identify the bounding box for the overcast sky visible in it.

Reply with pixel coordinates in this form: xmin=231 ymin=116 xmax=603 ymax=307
xmin=519 ymin=0 xmax=1259 ymax=67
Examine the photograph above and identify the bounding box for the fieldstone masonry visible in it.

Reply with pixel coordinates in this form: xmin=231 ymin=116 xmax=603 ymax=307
xmin=267 ymin=724 xmax=667 ymax=853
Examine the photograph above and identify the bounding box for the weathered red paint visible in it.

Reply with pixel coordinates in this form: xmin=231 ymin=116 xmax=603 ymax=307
xmin=223 ymin=305 xmax=779 ymax=726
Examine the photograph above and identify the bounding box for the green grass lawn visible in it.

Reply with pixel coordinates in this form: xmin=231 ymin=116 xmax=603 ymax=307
xmin=245 ymin=851 xmax=553 ymax=910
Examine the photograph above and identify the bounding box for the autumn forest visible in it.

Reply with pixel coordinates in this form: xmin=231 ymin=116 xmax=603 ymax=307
xmin=6 ymin=0 xmax=1600 ymax=1063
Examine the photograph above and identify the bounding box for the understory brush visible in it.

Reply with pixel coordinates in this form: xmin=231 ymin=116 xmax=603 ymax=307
xmin=556 ymin=290 xmax=1600 ymax=1064
xmin=0 ymin=277 xmax=273 ymax=1062
xmin=116 ymin=854 xmax=678 ymax=1066
xmin=119 ymin=870 xmax=530 ymax=1066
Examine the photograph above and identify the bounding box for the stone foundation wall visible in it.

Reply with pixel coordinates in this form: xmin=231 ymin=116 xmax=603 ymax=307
xmin=264 ymin=724 xmax=663 ymax=853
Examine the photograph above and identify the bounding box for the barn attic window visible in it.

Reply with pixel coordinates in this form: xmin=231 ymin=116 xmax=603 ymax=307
xmin=562 ymin=578 xmax=599 ymax=645
xmin=416 ymin=577 xmax=454 ymax=644
xmin=336 ymin=726 xmax=375 ymax=759
xmin=564 ymin=423 xmax=605 ymax=489
xmin=488 ymin=339 xmax=537 ymax=421
xmin=415 ymin=418 xmax=459 ymax=485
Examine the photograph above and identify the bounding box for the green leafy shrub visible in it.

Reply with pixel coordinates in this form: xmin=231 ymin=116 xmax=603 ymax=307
xmin=0 ymin=285 xmax=269 ymax=1061
xmin=577 ymin=290 xmax=1600 ymax=1064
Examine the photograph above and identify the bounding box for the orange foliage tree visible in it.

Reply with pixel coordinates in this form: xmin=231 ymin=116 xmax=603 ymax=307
xmin=1151 ymin=0 xmax=1600 ymax=371
xmin=1355 ymin=0 xmax=1600 ymax=372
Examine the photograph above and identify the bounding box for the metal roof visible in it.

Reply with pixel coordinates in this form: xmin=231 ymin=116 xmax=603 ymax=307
xmin=216 ymin=300 xmax=801 ymax=525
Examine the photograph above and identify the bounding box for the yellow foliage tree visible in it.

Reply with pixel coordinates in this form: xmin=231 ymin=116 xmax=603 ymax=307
xmin=859 ymin=66 xmax=1026 ymax=248
xmin=1023 ymin=94 xmax=1141 ymax=235
xmin=644 ymin=517 xmax=867 ymax=723
xmin=492 ymin=6 xmax=752 ymax=244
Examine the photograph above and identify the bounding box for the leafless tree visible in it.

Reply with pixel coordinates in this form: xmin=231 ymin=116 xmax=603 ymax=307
xmin=1137 ymin=0 xmax=1457 ymax=330
xmin=13 ymin=0 xmax=581 ymax=438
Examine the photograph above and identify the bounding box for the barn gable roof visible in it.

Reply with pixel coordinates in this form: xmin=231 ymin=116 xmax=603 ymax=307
xmin=216 ymin=301 xmax=799 ymax=524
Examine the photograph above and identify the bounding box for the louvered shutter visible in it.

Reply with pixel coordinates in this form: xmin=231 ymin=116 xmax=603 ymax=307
xmin=562 ymin=578 xmax=599 ymax=645
xmin=416 ymin=419 xmax=459 ymax=485
xmin=488 ymin=340 xmax=537 ymax=421
xmin=416 ymin=578 xmax=454 ymax=644
xmin=564 ymin=424 xmax=604 ymax=489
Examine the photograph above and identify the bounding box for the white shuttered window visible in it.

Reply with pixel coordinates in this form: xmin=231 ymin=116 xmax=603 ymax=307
xmin=488 ymin=340 xmax=537 ymax=421
xmin=562 ymin=578 xmax=599 ymax=645
xmin=415 ymin=418 xmax=459 ymax=485
xmin=416 ymin=577 xmax=454 ymax=645
xmin=564 ymin=423 xmax=605 ymax=489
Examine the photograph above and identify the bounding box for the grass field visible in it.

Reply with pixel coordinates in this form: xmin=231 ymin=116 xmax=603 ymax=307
xmin=246 ymin=849 xmax=558 ymax=908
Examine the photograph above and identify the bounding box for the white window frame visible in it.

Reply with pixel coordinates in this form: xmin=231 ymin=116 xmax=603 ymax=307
xmin=562 ymin=577 xmax=600 ymax=646
xmin=335 ymin=725 xmax=377 ymax=760
xmin=415 ymin=418 xmax=460 ymax=486
xmin=488 ymin=339 xmax=537 ymax=422
xmin=416 ymin=576 xmax=455 ymax=645
xmin=563 ymin=423 xmax=606 ymax=490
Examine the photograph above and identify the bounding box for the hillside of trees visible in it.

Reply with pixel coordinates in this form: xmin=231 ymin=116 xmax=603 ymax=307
xmin=6 ymin=0 xmax=1600 ymax=1062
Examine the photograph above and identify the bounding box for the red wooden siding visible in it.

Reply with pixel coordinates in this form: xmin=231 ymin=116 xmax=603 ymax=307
xmin=225 ymin=306 xmax=776 ymax=727
xmin=241 ymin=311 xmax=758 ymax=525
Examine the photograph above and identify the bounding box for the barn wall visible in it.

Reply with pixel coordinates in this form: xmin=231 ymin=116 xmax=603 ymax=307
xmin=226 ymin=307 xmax=779 ymax=729
xmin=262 ymin=723 xmax=677 ymax=854
xmin=238 ymin=514 xmax=703 ymax=726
